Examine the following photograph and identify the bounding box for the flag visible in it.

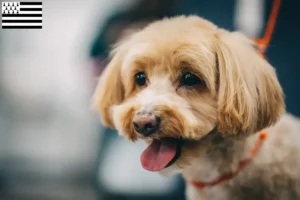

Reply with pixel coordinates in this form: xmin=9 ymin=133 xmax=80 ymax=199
xmin=2 ymin=2 xmax=42 ymax=29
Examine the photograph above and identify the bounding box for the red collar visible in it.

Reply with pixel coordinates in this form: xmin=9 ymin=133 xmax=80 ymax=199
xmin=190 ymin=131 xmax=268 ymax=189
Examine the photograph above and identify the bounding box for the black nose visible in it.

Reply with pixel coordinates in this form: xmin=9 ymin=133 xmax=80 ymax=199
xmin=132 ymin=112 xmax=160 ymax=136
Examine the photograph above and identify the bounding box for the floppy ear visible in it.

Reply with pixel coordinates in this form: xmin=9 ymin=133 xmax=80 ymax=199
xmin=93 ymin=49 xmax=125 ymax=128
xmin=215 ymin=31 xmax=285 ymax=135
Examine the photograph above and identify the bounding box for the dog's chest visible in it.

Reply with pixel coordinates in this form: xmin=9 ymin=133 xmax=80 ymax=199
xmin=227 ymin=167 xmax=300 ymax=200
xmin=186 ymin=184 xmax=229 ymax=200
xmin=186 ymin=165 xmax=300 ymax=200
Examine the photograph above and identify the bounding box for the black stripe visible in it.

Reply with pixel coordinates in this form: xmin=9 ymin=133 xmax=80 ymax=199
xmin=2 ymin=26 xmax=42 ymax=29
xmin=20 ymin=2 xmax=42 ymax=5
xmin=2 ymin=14 xmax=42 ymax=17
xmin=20 ymin=8 xmax=42 ymax=11
xmin=2 ymin=20 xmax=42 ymax=23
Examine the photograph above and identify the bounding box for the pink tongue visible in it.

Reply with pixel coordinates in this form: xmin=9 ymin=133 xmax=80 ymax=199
xmin=140 ymin=139 xmax=177 ymax=172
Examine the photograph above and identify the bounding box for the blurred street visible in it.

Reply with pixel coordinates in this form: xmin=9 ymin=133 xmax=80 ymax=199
xmin=0 ymin=0 xmax=132 ymax=199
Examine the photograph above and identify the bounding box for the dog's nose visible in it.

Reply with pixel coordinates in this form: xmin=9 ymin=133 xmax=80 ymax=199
xmin=133 ymin=112 xmax=160 ymax=136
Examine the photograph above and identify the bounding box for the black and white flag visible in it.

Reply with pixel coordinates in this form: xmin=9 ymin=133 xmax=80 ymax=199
xmin=2 ymin=2 xmax=42 ymax=29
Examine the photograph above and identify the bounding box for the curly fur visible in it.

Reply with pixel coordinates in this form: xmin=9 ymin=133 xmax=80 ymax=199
xmin=93 ymin=16 xmax=300 ymax=200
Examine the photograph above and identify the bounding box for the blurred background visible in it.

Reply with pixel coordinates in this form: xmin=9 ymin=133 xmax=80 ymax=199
xmin=0 ymin=0 xmax=299 ymax=200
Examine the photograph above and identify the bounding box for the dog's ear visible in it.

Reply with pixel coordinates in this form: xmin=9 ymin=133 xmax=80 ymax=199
xmin=215 ymin=31 xmax=284 ymax=135
xmin=93 ymin=47 xmax=125 ymax=128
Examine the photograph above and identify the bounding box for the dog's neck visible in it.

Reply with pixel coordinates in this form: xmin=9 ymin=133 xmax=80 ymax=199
xmin=181 ymin=131 xmax=260 ymax=184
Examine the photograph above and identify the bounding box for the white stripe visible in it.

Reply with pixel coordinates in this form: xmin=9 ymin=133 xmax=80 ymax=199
xmin=234 ymin=0 xmax=265 ymax=37
xmin=19 ymin=11 xmax=42 ymax=14
xmin=2 ymin=17 xmax=42 ymax=20
xmin=2 ymin=23 xmax=42 ymax=26
xmin=20 ymin=5 xmax=42 ymax=9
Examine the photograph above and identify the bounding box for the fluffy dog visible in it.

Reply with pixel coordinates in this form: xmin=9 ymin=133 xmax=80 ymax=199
xmin=93 ymin=16 xmax=300 ymax=200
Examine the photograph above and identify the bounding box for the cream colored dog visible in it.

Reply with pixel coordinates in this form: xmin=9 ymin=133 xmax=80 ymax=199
xmin=93 ymin=16 xmax=300 ymax=200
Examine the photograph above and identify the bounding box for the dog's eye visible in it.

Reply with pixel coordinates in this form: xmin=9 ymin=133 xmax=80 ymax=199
xmin=135 ymin=72 xmax=146 ymax=86
xmin=180 ymin=72 xmax=203 ymax=87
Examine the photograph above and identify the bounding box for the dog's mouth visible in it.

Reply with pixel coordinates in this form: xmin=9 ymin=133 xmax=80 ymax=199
xmin=140 ymin=138 xmax=183 ymax=172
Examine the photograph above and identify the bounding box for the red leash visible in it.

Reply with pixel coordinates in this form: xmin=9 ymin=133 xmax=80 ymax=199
xmin=191 ymin=131 xmax=268 ymax=189
xmin=255 ymin=0 xmax=282 ymax=57
xmin=191 ymin=0 xmax=281 ymax=189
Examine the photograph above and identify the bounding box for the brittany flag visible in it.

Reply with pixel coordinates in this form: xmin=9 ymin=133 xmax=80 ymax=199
xmin=2 ymin=2 xmax=42 ymax=29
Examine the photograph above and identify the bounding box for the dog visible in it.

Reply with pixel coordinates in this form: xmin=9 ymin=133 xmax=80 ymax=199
xmin=93 ymin=16 xmax=300 ymax=200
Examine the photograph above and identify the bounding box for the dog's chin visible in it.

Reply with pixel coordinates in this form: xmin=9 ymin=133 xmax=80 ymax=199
xmin=158 ymin=163 xmax=183 ymax=177
xmin=140 ymin=137 xmax=184 ymax=172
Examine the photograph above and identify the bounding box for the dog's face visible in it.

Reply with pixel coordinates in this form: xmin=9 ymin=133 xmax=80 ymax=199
xmin=93 ymin=16 xmax=284 ymax=172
